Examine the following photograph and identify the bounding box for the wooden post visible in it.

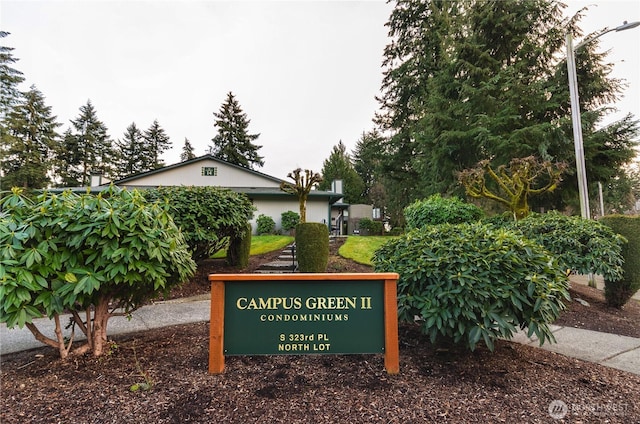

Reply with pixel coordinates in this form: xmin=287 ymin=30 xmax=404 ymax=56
xmin=209 ymin=280 xmax=225 ymax=374
xmin=384 ymin=278 xmax=400 ymax=374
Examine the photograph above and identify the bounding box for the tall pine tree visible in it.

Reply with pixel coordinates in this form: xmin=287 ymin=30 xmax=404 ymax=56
xmin=209 ymin=92 xmax=264 ymax=169
xmin=0 ymin=31 xmax=24 ymax=121
xmin=180 ymin=138 xmax=196 ymax=161
xmin=377 ymin=0 xmax=638 ymax=215
xmin=1 ymin=86 xmax=61 ymax=189
xmin=115 ymin=122 xmax=145 ymax=178
xmin=318 ymin=141 xmax=366 ymax=204
xmin=143 ymin=119 xmax=171 ymax=169
xmin=54 ymin=100 xmax=114 ymax=186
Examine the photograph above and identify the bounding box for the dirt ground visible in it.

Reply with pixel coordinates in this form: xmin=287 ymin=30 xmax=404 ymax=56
xmin=2 ymin=238 xmax=640 ymax=423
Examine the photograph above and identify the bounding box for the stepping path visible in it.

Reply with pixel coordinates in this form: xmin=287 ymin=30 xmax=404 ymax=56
xmin=255 ymin=244 xmax=297 ymax=273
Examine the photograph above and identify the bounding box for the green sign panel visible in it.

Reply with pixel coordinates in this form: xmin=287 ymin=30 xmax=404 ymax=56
xmin=224 ymin=279 xmax=385 ymax=355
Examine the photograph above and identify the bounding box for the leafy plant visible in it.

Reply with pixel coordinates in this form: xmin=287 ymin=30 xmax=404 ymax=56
xmin=358 ymin=218 xmax=383 ymax=235
xmin=0 ymin=186 xmax=196 ymax=358
xmin=256 ymin=214 xmax=276 ymax=235
xmin=404 ymin=194 xmax=484 ymax=230
xmin=492 ymin=212 xmax=626 ymax=282
xmin=600 ymin=215 xmax=640 ymax=307
xmin=280 ymin=210 xmax=300 ymax=233
xmin=372 ymin=223 xmax=569 ymax=351
xmin=129 ymin=345 xmax=154 ymax=392
xmin=143 ymin=186 xmax=255 ymax=262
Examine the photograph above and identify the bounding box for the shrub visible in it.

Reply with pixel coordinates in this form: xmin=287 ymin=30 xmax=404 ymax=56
xmin=358 ymin=218 xmax=383 ymax=235
xmin=599 ymin=215 xmax=640 ymax=307
xmin=0 ymin=186 xmax=196 ymax=358
xmin=281 ymin=210 xmax=300 ymax=233
xmin=143 ymin=186 xmax=255 ymax=263
xmin=372 ymin=223 xmax=569 ymax=351
xmin=494 ymin=212 xmax=626 ymax=282
xmin=295 ymin=223 xmax=329 ymax=272
xmin=256 ymin=214 xmax=276 ymax=235
xmin=404 ymin=194 xmax=484 ymax=230
xmin=226 ymin=222 xmax=252 ymax=269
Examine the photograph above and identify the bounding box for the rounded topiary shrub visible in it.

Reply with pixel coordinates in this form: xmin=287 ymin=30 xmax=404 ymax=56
xmin=226 ymin=222 xmax=252 ymax=269
xmin=404 ymin=194 xmax=484 ymax=230
xmin=372 ymin=223 xmax=569 ymax=351
xmin=295 ymin=222 xmax=329 ymax=272
xmin=600 ymin=215 xmax=640 ymax=307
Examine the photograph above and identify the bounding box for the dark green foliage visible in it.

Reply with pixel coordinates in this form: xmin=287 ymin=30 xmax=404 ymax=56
xmin=143 ymin=186 xmax=255 ymax=263
xmin=372 ymin=223 xmax=570 ymax=351
xmin=280 ymin=210 xmax=300 ymax=233
xmin=600 ymin=215 xmax=640 ymax=307
xmin=317 ymin=141 xmax=366 ymax=204
xmin=295 ymin=223 xmax=329 ymax=272
xmin=256 ymin=214 xmax=276 ymax=235
xmin=226 ymin=222 xmax=252 ymax=269
xmin=143 ymin=119 xmax=171 ymax=170
xmin=1 ymin=86 xmax=61 ymax=189
xmin=404 ymin=194 xmax=484 ymax=230
xmin=114 ymin=122 xmax=145 ymax=178
xmin=209 ymin=91 xmax=263 ymax=170
xmin=492 ymin=212 xmax=626 ymax=281
xmin=376 ymin=0 xmax=639 ymax=214
xmin=358 ymin=218 xmax=383 ymax=235
xmin=180 ymin=138 xmax=196 ymax=162
xmin=54 ymin=100 xmax=115 ymax=186
xmin=0 ymin=31 xmax=25 ymax=119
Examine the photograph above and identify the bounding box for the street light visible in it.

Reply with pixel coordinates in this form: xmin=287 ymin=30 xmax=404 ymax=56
xmin=566 ymin=20 xmax=640 ymax=219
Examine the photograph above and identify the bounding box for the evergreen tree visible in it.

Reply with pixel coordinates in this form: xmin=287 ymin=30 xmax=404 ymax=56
xmin=317 ymin=141 xmax=366 ymax=204
xmin=209 ymin=92 xmax=263 ymax=169
xmin=115 ymin=122 xmax=145 ymax=178
xmin=377 ymin=0 xmax=638 ymax=215
xmin=0 ymin=31 xmax=24 ymax=121
xmin=352 ymin=130 xmax=386 ymax=205
xmin=1 ymin=86 xmax=61 ymax=189
xmin=54 ymin=100 xmax=114 ymax=186
xmin=180 ymin=138 xmax=196 ymax=161
xmin=143 ymin=119 xmax=171 ymax=169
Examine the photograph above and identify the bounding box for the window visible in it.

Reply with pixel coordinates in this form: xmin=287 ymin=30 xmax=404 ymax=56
xmin=202 ymin=167 xmax=217 ymax=176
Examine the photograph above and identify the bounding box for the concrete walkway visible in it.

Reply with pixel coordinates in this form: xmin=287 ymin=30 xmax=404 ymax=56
xmin=2 ymin=294 xmax=640 ymax=376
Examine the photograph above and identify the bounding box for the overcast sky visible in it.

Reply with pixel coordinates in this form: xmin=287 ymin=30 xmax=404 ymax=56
xmin=1 ymin=0 xmax=638 ymax=180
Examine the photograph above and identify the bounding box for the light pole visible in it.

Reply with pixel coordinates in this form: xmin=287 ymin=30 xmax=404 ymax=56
xmin=566 ymin=20 xmax=640 ymax=219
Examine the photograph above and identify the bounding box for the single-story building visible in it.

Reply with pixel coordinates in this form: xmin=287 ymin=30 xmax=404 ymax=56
xmin=109 ymin=155 xmax=344 ymax=234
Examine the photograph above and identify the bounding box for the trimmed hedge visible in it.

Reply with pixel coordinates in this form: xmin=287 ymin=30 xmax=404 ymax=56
xmin=372 ymin=223 xmax=569 ymax=351
xmin=295 ymin=223 xmax=329 ymax=272
xmin=599 ymin=215 xmax=640 ymax=307
xmin=256 ymin=214 xmax=276 ymax=235
xmin=226 ymin=222 xmax=252 ymax=269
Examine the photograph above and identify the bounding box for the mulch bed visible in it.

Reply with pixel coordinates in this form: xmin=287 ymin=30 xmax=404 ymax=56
xmin=2 ymin=238 xmax=640 ymax=423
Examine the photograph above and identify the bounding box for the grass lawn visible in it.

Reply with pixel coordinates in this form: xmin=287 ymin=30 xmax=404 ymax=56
xmin=338 ymin=236 xmax=395 ymax=266
xmin=212 ymin=235 xmax=294 ymax=258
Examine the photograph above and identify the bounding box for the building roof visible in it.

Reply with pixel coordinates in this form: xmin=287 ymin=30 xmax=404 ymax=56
xmin=113 ymin=154 xmax=285 ymax=185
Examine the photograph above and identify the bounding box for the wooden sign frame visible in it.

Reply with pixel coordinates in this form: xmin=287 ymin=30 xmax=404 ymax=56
xmin=208 ymin=273 xmax=400 ymax=374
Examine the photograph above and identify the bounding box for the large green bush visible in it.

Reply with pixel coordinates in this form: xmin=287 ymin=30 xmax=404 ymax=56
xmin=600 ymin=215 xmax=640 ymax=307
xmin=491 ymin=212 xmax=626 ymax=281
xmin=143 ymin=186 xmax=255 ymax=262
xmin=372 ymin=223 xmax=569 ymax=351
xmin=0 ymin=187 xmax=196 ymax=358
xmin=295 ymin=223 xmax=329 ymax=272
xmin=281 ymin=211 xmax=300 ymax=233
xmin=404 ymin=194 xmax=484 ymax=230
xmin=256 ymin=214 xmax=276 ymax=235
xmin=358 ymin=218 xmax=383 ymax=235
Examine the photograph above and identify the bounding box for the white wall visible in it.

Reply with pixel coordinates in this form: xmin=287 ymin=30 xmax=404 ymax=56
xmin=123 ymin=159 xmax=280 ymax=188
xmin=251 ymin=198 xmax=330 ymax=234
